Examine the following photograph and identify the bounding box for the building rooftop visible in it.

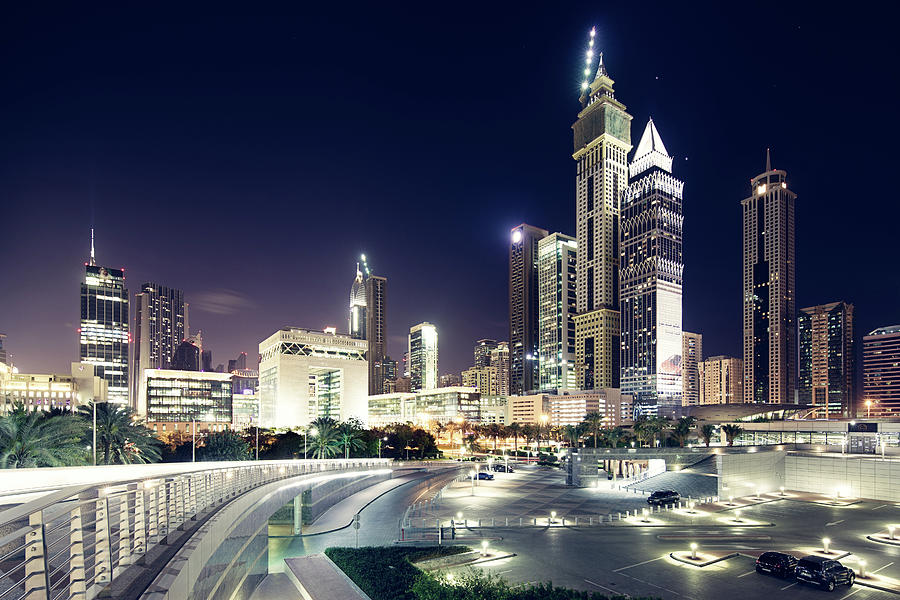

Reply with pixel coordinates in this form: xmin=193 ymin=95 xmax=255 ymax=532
xmin=867 ymin=325 xmax=900 ymax=336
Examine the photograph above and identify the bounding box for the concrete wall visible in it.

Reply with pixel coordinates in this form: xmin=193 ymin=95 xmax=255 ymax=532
xmin=716 ymin=451 xmax=785 ymax=498
xmin=786 ymin=455 xmax=900 ymax=501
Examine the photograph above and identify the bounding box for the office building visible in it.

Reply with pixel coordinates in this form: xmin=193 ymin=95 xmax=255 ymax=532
xmin=549 ymin=388 xmax=632 ymax=427
xmin=132 ymin=283 xmax=189 ymax=414
xmin=479 ymin=396 xmax=509 ymax=425
xmin=393 ymin=376 xmax=412 ymax=393
xmin=409 ymin=322 xmax=438 ymax=392
xmin=349 ymin=263 xmax=367 ymax=340
xmin=79 ymin=233 xmax=129 ymax=404
xmin=461 ymin=366 xmax=499 ymax=396
xmin=0 ymin=333 xmax=7 ymax=365
xmin=798 ymin=302 xmax=854 ymax=417
xmin=510 ymin=224 xmax=548 ymax=395
xmin=143 ymin=369 xmax=232 ymax=434
xmin=742 ymin=151 xmax=797 ymax=403
xmin=365 ymin=273 xmax=387 ymax=395
xmin=258 ymin=327 xmax=368 ymax=427
xmin=367 ymin=387 xmax=480 ymax=427
xmin=862 ymin=326 xmax=900 ymax=419
xmin=231 ymin=368 xmax=259 ymax=431
xmin=1 ymin=363 xmax=107 ymax=413
xmin=227 ymin=352 xmax=248 ymax=373
xmin=573 ymin=53 xmax=632 ymax=392
xmin=698 ymin=356 xmax=743 ymax=405
xmin=620 ymin=119 xmax=684 ymax=415
xmin=172 ymin=338 xmax=201 ymax=371
xmin=490 ymin=342 xmax=510 ymax=396
xmin=202 ymin=350 xmax=214 ymax=372
xmin=682 ymin=332 xmax=703 ymax=406
xmin=439 ymin=373 xmax=461 ymax=387
xmin=381 ymin=357 xmax=398 ymax=393
xmin=508 ymin=393 xmax=551 ymax=425
xmin=538 ymin=233 xmax=578 ymax=392
xmin=474 ymin=339 xmax=499 ymax=369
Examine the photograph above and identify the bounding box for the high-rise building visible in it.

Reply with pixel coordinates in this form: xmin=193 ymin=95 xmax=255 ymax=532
xmin=409 ymin=322 xmax=438 ymax=392
xmin=572 ymin=53 xmax=632 ymax=391
xmin=682 ymin=332 xmax=703 ymax=406
xmin=461 ymin=366 xmax=498 ymax=396
xmin=132 ymin=283 xmax=189 ymax=414
xmin=381 ymin=357 xmax=398 ymax=393
xmin=620 ymin=119 xmax=684 ymax=415
xmin=862 ymin=325 xmax=900 ymax=419
xmin=509 ymin=224 xmax=548 ymax=395
xmin=538 ymin=233 xmax=577 ymax=392
xmin=202 ymin=350 xmax=213 ymax=372
xmin=365 ymin=271 xmax=387 ymax=395
xmin=698 ymin=356 xmax=743 ymax=405
xmin=79 ymin=232 xmax=129 ymax=405
xmin=143 ymin=369 xmax=233 ymax=435
xmin=0 ymin=333 xmax=7 ymax=365
xmin=231 ymin=368 xmax=259 ymax=431
xmin=742 ymin=151 xmax=797 ymax=404
xmin=172 ymin=338 xmax=201 ymax=371
xmin=798 ymin=302 xmax=854 ymax=417
xmin=227 ymin=352 xmax=248 ymax=373
xmin=349 ymin=264 xmax=367 ymax=340
xmin=490 ymin=343 xmax=510 ymax=397
xmin=439 ymin=373 xmax=461 ymax=388
xmin=474 ymin=339 xmax=499 ymax=369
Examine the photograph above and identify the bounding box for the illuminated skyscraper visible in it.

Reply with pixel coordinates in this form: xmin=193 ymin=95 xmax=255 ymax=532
xmin=798 ymin=301 xmax=854 ymax=417
xmin=79 ymin=230 xmax=129 ymax=404
xmin=699 ymin=356 xmax=743 ymax=405
xmin=364 ymin=269 xmax=387 ymax=395
xmin=409 ymin=322 xmax=438 ymax=392
xmin=620 ymin=119 xmax=684 ymax=415
xmin=510 ymin=224 xmax=548 ymax=395
xmin=742 ymin=151 xmax=797 ymax=403
xmin=682 ymin=332 xmax=703 ymax=406
xmin=132 ymin=283 xmax=189 ymax=413
xmin=863 ymin=325 xmax=900 ymax=419
xmin=572 ymin=47 xmax=632 ymax=391
xmin=538 ymin=233 xmax=577 ymax=391
xmin=491 ymin=342 xmax=510 ymax=397
xmin=349 ymin=263 xmax=367 ymax=340
xmin=474 ymin=339 xmax=499 ymax=369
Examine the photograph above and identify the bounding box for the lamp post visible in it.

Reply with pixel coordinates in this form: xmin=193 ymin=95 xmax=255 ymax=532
xmin=192 ymin=419 xmax=196 ymax=462
xmin=470 ymin=470 xmax=476 ymax=496
xmin=92 ymin=401 xmax=97 ymax=466
xmin=378 ymin=436 xmax=387 ymax=459
xmin=305 ymin=426 xmax=318 ymax=458
xmin=540 ymin=414 xmax=549 ymax=452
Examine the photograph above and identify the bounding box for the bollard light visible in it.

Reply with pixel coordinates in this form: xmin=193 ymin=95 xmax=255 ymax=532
xmin=688 ymin=501 xmax=696 ymax=513
xmin=481 ymin=539 xmax=489 ymax=556
xmin=447 ymin=573 xmax=455 ymax=584
xmin=888 ymin=525 xmax=896 ymax=540
xmin=550 ymin=510 xmax=557 ymax=524
xmin=822 ymin=537 xmax=831 ymax=554
xmin=457 ymin=511 xmax=463 ymax=521
xmin=780 ymin=486 xmax=785 ymax=496
xmin=728 ymin=495 xmax=734 ymax=505
xmin=690 ymin=542 xmax=698 ymax=560
xmin=755 ymin=487 xmax=760 ymax=500
xmin=859 ymin=559 xmax=867 ymax=578
xmin=734 ymin=509 xmax=742 ymax=523
xmin=642 ymin=508 xmax=649 ymax=522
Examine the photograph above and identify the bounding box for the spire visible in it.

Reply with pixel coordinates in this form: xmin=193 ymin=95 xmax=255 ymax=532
xmin=630 ymin=118 xmax=673 ymax=177
xmin=765 ymin=148 xmax=771 ymax=172
xmin=89 ymin=228 xmax=96 ymax=266
xmin=595 ymin=52 xmax=608 ymax=79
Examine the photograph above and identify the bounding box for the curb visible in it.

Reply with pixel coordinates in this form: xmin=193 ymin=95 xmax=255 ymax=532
xmin=669 ymin=551 xmax=738 ymax=567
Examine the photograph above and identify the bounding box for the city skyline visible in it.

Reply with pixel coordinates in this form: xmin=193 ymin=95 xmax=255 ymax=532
xmin=2 ymin=5 xmax=898 ymax=383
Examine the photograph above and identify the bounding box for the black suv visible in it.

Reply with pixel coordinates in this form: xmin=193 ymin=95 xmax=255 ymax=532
xmin=755 ymin=552 xmax=798 ymax=578
xmin=647 ymin=490 xmax=680 ymax=506
xmin=795 ymin=556 xmax=855 ymax=591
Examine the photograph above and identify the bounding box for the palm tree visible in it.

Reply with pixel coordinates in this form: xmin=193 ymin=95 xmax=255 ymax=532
xmin=721 ymin=424 xmax=744 ymax=447
xmin=563 ymin=425 xmax=580 ymax=448
xmin=77 ymin=402 xmax=160 ymax=464
xmin=507 ymin=422 xmax=522 ymax=454
xmin=338 ymin=422 xmax=366 ymax=459
xmin=0 ymin=404 xmax=87 ymax=468
xmin=308 ymin=417 xmax=341 ymax=459
xmin=583 ymin=411 xmax=604 ymax=448
xmin=602 ymin=426 xmax=625 ymax=448
xmin=199 ymin=430 xmax=249 ymax=461
xmin=486 ymin=423 xmax=504 ymax=451
xmin=671 ymin=416 xmax=697 ymax=448
xmin=699 ymin=424 xmax=716 ymax=448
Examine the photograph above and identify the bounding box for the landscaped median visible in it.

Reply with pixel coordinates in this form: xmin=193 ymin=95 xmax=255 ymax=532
xmin=324 ymin=546 xmax=658 ymax=600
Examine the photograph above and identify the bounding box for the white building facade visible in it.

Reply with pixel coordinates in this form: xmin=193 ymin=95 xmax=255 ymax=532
xmin=409 ymin=322 xmax=438 ymax=392
xmin=538 ymin=233 xmax=578 ymax=392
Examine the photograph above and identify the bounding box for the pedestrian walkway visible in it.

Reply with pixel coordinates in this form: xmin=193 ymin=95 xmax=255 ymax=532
xmin=302 ymin=474 xmax=419 ymax=535
xmin=284 ymin=554 xmax=371 ymax=599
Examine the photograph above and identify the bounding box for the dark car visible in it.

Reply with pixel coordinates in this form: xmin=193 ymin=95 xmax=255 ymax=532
xmin=755 ymin=552 xmax=798 ymax=578
xmin=491 ymin=464 xmax=514 ymax=472
xmin=476 ymin=472 xmax=494 ymax=480
xmin=795 ymin=556 xmax=855 ymax=591
xmin=647 ymin=490 xmax=680 ymax=506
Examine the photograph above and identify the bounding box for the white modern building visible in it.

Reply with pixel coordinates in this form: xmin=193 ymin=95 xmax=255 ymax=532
xmin=259 ymin=327 xmax=368 ymax=428
xmin=538 ymin=233 xmax=577 ymax=392
xmin=409 ymin=322 xmax=438 ymax=392
xmin=367 ymin=387 xmax=480 ymax=427
xmin=1 ymin=362 xmax=108 ymax=413
xmin=549 ymin=388 xmax=633 ymax=427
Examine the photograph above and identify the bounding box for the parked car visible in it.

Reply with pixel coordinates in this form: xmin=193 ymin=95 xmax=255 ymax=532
xmin=476 ymin=471 xmax=494 ymax=480
xmin=491 ymin=464 xmax=514 ymax=472
xmin=647 ymin=490 xmax=680 ymax=506
xmin=795 ymin=556 xmax=855 ymax=591
xmin=755 ymin=552 xmax=798 ymax=578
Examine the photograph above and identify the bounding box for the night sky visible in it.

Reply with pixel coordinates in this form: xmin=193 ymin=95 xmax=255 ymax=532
xmin=2 ymin=3 xmax=898 ymax=381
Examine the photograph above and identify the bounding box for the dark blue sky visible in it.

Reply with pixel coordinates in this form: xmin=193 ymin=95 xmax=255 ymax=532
xmin=2 ymin=2 xmax=898 ymax=378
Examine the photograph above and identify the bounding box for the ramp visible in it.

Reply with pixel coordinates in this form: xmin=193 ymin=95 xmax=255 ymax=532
xmin=284 ymin=554 xmax=372 ymax=600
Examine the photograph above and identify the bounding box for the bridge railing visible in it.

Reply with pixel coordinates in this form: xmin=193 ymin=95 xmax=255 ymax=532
xmin=0 ymin=459 xmax=387 ymax=600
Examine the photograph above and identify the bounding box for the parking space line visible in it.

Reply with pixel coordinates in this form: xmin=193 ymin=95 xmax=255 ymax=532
xmin=872 ymin=561 xmax=894 ymax=574
xmin=779 ymin=582 xmax=796 ymax=591
xmin=737 ymin=570 xmax=755 ymax=578
xmin=585 ymin=579 xmax=625 ymax=595
xmin=871 ymin=504 xmax=888 ymax=510
xmin=613 ymin=556 xmax=664 ymax=572
xmin=615 ymin=571 xmax=696 ymax=600
xmin=838 ymin=588 xmax=860 ymax=600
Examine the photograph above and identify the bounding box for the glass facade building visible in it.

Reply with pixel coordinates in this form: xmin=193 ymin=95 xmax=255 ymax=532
xmin=509 ymin=224 xmax=547 ymax=395
xmin=863 ymin=325 xmax=900 ymax=419
xmin=80 ymin=264 xmax=129 ymax=404
xmin=144 ymin=369 xmax=232 ymax=430
xmin=538 ymin=233 xmax=577 ymax=391
xmin=798 ymin=301 xmax=854 ymax=417
xmin=409 ymin=322 xmax=438 ymax=392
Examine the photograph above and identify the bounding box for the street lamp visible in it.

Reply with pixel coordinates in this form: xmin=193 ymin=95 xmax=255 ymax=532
xmin=865 ymin=399 xmax=872 ymax=418
xmin=378 ymin=436 xmax=387 ymax=459
xmin=305 ymin=426 xmax=318 ymax=458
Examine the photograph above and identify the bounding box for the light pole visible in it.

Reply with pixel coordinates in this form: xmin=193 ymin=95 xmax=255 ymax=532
xmin=378 ymin=436 xmax=387 ymax=459
xmin=540 ymin=414 xmax=549 ymax=452
xmin=192 ymin=419 xmax=196 ymax=462
xmin=92 ymin=401 xmax=97 ymax=466
xmin=305 ymin=426 xmax=318 ymax=458
xmin=470 ymin=469 xmax=476 ymax=496
xmin=866 ymin=400 xmax=872 ymax=418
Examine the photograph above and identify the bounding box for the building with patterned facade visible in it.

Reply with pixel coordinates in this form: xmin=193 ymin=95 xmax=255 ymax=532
xmin=143 ymin=369 xmax=232 ymax=435
xmin=490 ymin=343 xmax=510 ymax=397
xmin=1 ymin=362 xmax=107 ymax=413
xmin=862 ymin=325 xmax=900 ymax=419
xmin=698 ymin=356 xmax=743 ymax=405
xmin=538 ymin=233 xmax=577 ymax=392
xmin=620 ymin=119 xmax=683 ymax=416
xmin=682 ymin=332 xmax=703 ymax=406
xmin=349 ymin=264 xmax=367 ymax=340
xmin=474 ymin=339 xmax=499 ymax=369
xmin=798 ymin=301 xmax=854 ymax=417
xmin=572 ymin=54 xmax=631 ymax=392
xmin=549 ymin=388 xmax=632 ymax=427
xmin=367 ymin=387 xmax=480 ymax=427
xmin=461 ymin=365 xmax=499 ymax=396
xmin=742 ymin=151 xmax=797 ymax=404
xmin=365 ymin=273 xmax=387 ymax=395
xmin=510 ymin=224 xmax=548 ymax=395
xmin=409 ymin=322 xmax=438 ymax=392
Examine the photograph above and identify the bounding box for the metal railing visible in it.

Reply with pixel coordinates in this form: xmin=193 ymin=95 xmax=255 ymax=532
xmin=0 ymin=459 xmax=386 ymax=600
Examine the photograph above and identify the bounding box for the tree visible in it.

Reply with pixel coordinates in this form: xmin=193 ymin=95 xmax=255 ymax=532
xmin=486 ymin=423 xmax=504 ymax=451
xmin=308 ymin=417 xmax=341 ymax=459
xmin=77 ymin=402 xmax=161 ymax=464
xmin=699 ymin=424 xmax=716 ymax=448
xmin=0 ymin=404 xmax=87 ymax=468
xmin=602 ymin=426 xmax=625 ymax=448
xmin=562 ymin=425 xmax=581 ymax=448
xmin=506 ymin=422 xmax=522 ymax=453
xmin=199 ymin=430 xmax=249 ymax=461
xmin=671 ymin=416 xmax=697 ymax=448
xmin=338 ymin=421 xmax=366 ymax=459
xmin=721 ymin=424 xmax=744 ymax=447
xmin=583 ymin=411 xmax=604 ymax=448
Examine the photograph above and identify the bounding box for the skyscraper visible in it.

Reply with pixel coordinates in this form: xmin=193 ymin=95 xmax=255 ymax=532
xmin=863 ymin=325 xmax=900 ymax=418
xmin=474 ymin=339 xmax=499 ymax=369
xmin=620 ymin=119 xmax=684 ymax=415
xmin=0 ymin=333 xmax=7 ymax=366
xmin=491 ymin=342 xmax=510 ymax=397
xmin=409 ymin=322 xmax=438 ymax=392
xmin=79 ymin=231 xmax=129 ymax=404
xmin=132 ymin=283 xmax=189 ymax=412
xmin=698 ymin=356 xmax=743 ymax=405
xmin=682 ymin=332 xmax=703 ymax=406
xmin=798 ymin=301 xmax=854 ymax=417
xmin=227 ymin=352 xmax=248 ymax=373
xmin=538 ymin=233 xmax=577 ymax=391
xmin=349 ymin=263 xmax=367 ymax=340
xmin=365 ymin=271 xmax=387 ymax=395
xmin=509 ymin=223 xmax=547 ymax=395
xmin=742 ymin=151 xmax=797 ymax=404
xmin=572 ymin=52 xmax=632 ymax=391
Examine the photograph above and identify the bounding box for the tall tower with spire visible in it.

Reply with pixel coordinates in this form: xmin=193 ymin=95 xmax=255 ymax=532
xmin=79 ymin=230 xmax=130 ymax=405
xmin=349 ymin=262 xmax=367 ymax=340
xmin=620 ymin=119 xmax=684 ymax=415
xmin=572 ymin=36 xmax=633 ymax=391
xmin=742 ymin=150 xmax=797 ymax=404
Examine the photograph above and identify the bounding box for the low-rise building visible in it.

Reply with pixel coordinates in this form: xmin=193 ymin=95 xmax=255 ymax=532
xmin=367 ymin=387 xmax=480 ymax=426
xmin=1 ymin=362 xmax=107 ymax=412
xmin=508 ymin=393 xmax=550 ymax=424
xmin=231 ymin=369 xmax=259 ymax=431
xmin=479 ymin=396 xmax=509 ymax=425
xmin=143 ymin=369 xmax=232 ymax=435
xmin=549 ymin=388 xmax=632 ymax=427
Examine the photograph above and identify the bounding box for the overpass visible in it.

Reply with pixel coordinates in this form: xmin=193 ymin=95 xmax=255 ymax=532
xmin=0 ymin=459 xmax=417 ymax=600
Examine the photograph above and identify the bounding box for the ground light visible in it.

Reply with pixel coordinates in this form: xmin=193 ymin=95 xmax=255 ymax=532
xmin=728 ymin=495 xmax=734 ymax=505
xmin=755 ymin=487 xmax=761 ymax=500
xmin=859 ymin=559 xmax=867 ymax=578
xmin=481 ymin=540 xmax=489 ymax=556
xmin=642 ymin=508 xmax=650 ymax=522
xmin=690 ymin=543 xmax=698 ymax=560
xmin=550 ymin=510 xmax=557 ymax=524
xmin=889 ymin=525 xmax=896 ymax=540
xmin=780 ymin=486 xmax=785 ymax=496
xmin=822 ymin=537 xmax=831 ymax=554
xmin=733 ymin=509 xmax=742 ymax=523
